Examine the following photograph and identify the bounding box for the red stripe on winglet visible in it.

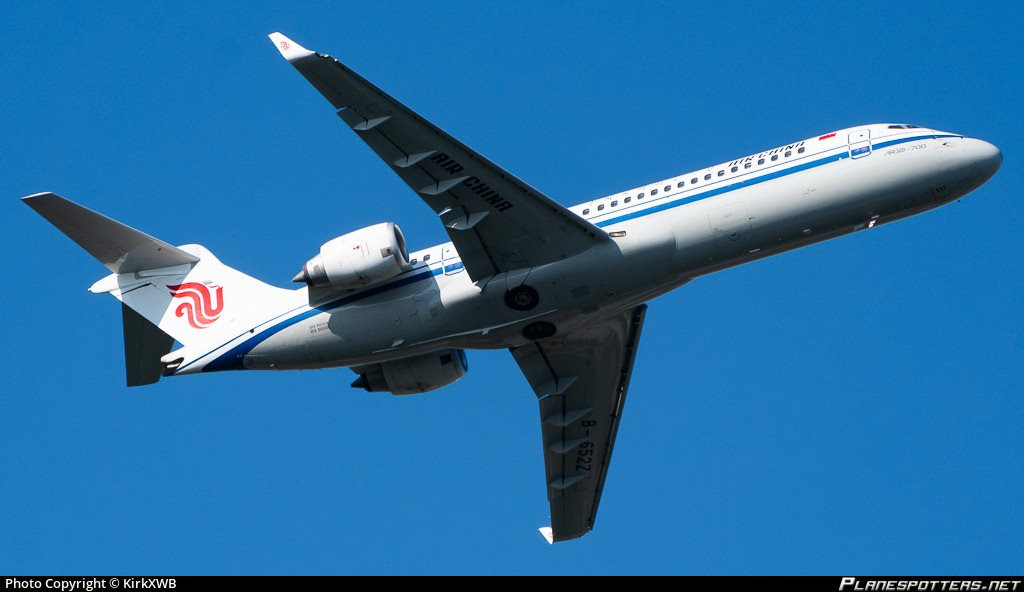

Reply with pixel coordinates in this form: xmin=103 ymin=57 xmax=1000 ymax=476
xmin=819 ymin=132 xmax=836 ymax=140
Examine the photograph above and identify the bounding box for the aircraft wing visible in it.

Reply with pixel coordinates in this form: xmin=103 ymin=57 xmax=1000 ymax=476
xmin=509 ymin=305 xmax=647 ymax=543
xmin=269 ymin=33 xmax=608 ymax=283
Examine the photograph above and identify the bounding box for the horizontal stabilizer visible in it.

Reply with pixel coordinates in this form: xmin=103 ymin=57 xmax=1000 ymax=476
xmin=121 ymin=302 xmax=175 ymax=387
xmin=22 ymin=192 xmax=199 ymax=274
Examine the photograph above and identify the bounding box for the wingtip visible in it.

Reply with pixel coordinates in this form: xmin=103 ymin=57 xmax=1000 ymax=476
xmin=538 ymin=526 xmax=554 ymax=545
xmin=22 ymin=192 xmax=57 ymax=201
xmin=268 ymin=32 xmax=315 ymax=62
xmin=22 ymin=192 xmax=63 ymax=212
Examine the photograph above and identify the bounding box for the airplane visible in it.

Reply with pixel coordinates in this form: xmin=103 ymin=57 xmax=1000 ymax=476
xmin=23 ymin=32 xmax=1001 ymax=544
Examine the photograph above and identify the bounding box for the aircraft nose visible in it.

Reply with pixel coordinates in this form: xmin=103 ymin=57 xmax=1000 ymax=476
xmin=967 ymin=138 xmax=1002 ymax=180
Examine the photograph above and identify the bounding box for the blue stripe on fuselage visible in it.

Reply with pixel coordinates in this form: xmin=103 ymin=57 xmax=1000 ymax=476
xmin=589 ymin=133 xmax=956 ymax=228
xmin=193 ymin=132 xmax=956 ymax=373
xmin=194 ymin=267 xmax=443 ymax=372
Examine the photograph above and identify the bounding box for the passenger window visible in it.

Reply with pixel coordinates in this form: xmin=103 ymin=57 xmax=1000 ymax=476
xmin=744 ymin=162 xmax=752 ymax=169
xmin=651 ymin=189 xmax=658 ymax=196
xmin=423 ymin=254 xmax=431 ymax=261
xmin=798 ymin=147 xmax=805 ymax=153
xmin=691 ymin=177 xmax=698 ymax=184
xmin=638 ymin=192 xmax=644 ymax=198
xmin=624 ymin=197 xmax=631 ymax=203
xmin=582 ymin=208 xmax=590 ymax=215
xmin=611 ymin=200 xmax=618 ymax=207
xmin=757 ymin=158 xmax=765 ymax=165
xmin=597 ymin=204 xmax=605 ymax=211
xmin=677 ymin=181 xmax=684 ymax=188
xmin=771 ymin=154 xmax=779 ymax=161
xmin=730 ymin=166 xmax=738 ymax=173
xmin=784 ymin=150 xmax=791 ymax=157
xmin=717 ymin=170 xmax=725 ymax=177
xmin=664 ymin=185 xmax=670 ymax=192
xmin=704 ymin=174 xmax=711 ymax=180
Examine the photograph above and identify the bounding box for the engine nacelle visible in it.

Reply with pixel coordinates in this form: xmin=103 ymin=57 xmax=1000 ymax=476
xmin=351 ymin=349 xmax=469 ymax=396
xmin=294 ymin=222 xmax=410 ymax=289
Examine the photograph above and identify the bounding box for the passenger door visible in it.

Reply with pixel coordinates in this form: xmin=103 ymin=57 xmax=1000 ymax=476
xmin=848 ymin=129 xmax=872 ymax=159
xmin=441 ymin=245 xmax=465 ymax=276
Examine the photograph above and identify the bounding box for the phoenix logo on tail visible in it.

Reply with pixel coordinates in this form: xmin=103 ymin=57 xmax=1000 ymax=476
xmin=167 ymin=282 xmax=224 ymax=329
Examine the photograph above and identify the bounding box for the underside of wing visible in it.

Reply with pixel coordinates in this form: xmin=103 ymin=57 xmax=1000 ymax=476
xmin=269 ymin=33 xmax=608 ymax=282
xmin=510 ymin=305 xmax=647 ymax=542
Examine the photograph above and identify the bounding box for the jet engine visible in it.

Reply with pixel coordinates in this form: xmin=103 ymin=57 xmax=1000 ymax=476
xmin=293 ymin=222 xmax=410 ymax=289
xmin=351 ymin=349 xmax=469 ymax=395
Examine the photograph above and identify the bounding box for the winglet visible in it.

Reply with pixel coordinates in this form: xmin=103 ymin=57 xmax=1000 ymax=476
xmin=268 ymin=32 xmax=315 ymax=62
xmin=538 ymin=526 xmax=554 ymax=545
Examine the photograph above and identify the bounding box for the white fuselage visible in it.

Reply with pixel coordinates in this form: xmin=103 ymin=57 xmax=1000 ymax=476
xmin=172 ymin=124 xmax=1001 ymax=375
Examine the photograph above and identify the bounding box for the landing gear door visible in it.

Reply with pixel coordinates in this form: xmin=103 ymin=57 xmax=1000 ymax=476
xmin=706 ymin=202 xmax=752 ymax=262
xmin=709 ymin=202 xmax=751 ymax=244
xmin=441 ymin=245 xmax=465 ymax=276
xmin=848 ymin=129 xmax=872 ymax=159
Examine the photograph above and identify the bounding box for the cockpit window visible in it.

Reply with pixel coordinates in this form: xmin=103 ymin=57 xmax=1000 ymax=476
xmin=888 ymin=124 xmax=922 ymax=129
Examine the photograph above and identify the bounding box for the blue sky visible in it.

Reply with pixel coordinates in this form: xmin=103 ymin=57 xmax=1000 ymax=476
xmin=2 ymin=1 xmax=1021 ymax=575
